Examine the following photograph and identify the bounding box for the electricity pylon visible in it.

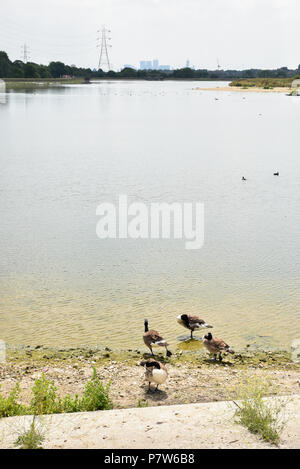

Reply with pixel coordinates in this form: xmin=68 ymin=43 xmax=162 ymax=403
xmin=96 ymin=26 xmax=112 ymax=71
xmin=21 ymin=44 xmax=30 ymax=63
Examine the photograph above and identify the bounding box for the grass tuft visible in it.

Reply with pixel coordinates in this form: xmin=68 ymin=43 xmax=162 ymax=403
xmin=14 ymin=416 xmax=45 ymax=449
xmin=137 ymin=399 xmax=148 ymax=408
xmin=233 ymin=375 xmax=286 ymax=445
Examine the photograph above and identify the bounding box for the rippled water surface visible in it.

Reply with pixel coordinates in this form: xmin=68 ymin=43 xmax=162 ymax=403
xmin=0 ymin=80 xmax=299 ymax=351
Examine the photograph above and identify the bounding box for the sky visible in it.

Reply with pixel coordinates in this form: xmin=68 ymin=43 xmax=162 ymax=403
xmin=0 ymin=0 xmax=299 ymax=71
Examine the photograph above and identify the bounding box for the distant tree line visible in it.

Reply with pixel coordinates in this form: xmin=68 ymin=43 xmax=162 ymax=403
xmin=1 ymin=50 xmax=300 ymax=80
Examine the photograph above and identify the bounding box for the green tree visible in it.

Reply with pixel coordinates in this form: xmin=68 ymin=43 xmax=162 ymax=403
xmin=119 ymin=67 xmax=137 ymax=78
xmin=173 ymin=67 xmax=195 ymax=78
xmin=0 ymin=51 xmax=11 ymax=77
xmin=49 ymin=61 xmax=67 ymax=78
xmin=24 ymin=63 xmax=40 ymax=78
xmin=107 ymin=70 xmax=117 ymax=77
xmin=11 ymin=60 xmax=25 ymax=78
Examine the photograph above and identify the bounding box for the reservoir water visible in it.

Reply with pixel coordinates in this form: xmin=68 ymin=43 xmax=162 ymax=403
xmin=0 ymin=80 xmax=299 ymax=351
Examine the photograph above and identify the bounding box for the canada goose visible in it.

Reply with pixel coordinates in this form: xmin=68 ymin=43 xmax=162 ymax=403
xmin=140 ymin=358 xmax=168 ymax=392
xmin=177 ymin=314 xmax=212 ymax=339
xmin=242 ymin=176 xmax=247 ymax=181
xmin=202 ymin=332 xmax=234 ymax=361
xmin=143 ymin=319 xmax=172 ymax=357
xmin=273 ymin=171 xmax=279 ymax=176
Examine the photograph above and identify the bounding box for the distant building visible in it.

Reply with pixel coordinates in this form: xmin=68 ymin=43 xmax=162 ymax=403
xmin=291 ymin=79 xmax=300 ymax=88
xmin=186 ymin=59 xmax=190 ymax=68
xmin=140 ymin=60 xmax=153 ymax=70
xmin=139 ymin=60 xmax=171 ymax=71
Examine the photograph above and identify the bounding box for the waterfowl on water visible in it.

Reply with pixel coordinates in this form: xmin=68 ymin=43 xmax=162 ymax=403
xmin=242 ymin=176 xmax=247 ymax=181
xmin=273 ymin=171 xmax=279 ymax=176
xmin=143 ymin=319 xmax=172 ymax=357
xmin=177 ymin=314 xmax=213 ymax=339
xmin=140 ymin=358 xmax=168 ymax=393
xmin=202 ymin=332 xmax=235 ymax=361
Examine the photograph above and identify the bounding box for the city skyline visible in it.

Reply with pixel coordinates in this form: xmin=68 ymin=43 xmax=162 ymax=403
xmin=0 ymin=0 xmax=299 ymax=71
xmin=139 ymin=59 xmax=170 ymax=70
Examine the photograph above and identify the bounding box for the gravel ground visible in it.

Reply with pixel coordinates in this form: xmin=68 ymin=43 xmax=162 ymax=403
xmin=1 ymin=358 xmax=300 ymax=409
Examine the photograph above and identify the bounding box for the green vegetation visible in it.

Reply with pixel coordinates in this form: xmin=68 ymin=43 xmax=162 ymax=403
xmin=137 ymin=399 xmax=149 ymax=408
xmin=0 ymin=368 xmax=112 ymax=418
xmin=1 ymin=49 xmax=300 ymax=82
xmin=5 ymin=344 xmax=299 ymax=371
xmin=230 ymin=76 xmax=300 ymax=88
xmin=4 ymin=77 xmax=86 ymax=90
xmin=233 ymin=375 xmax=287 ymax=445
xmin=14 ymin=416 xmax=45 ymax=449
xmin=0 ymin=383 xmax=27 ymax=417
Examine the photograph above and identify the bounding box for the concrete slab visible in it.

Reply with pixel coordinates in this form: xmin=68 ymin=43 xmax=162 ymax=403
xmin=0 ymin=395 xmax=299 ymax=449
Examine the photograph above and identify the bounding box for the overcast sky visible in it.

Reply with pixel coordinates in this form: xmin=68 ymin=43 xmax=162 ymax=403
xmin=0 ymin=0 xmax=299 ymax=70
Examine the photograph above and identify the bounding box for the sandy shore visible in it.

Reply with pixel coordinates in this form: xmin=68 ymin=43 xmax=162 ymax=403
xmin=195 ymin=86 xmax=290 ymax=93
xmin=0 ymin=347 xmax=299 ymax=410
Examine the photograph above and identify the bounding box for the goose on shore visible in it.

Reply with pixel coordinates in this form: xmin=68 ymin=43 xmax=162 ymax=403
xmin=140 ymin=358 xmax=168 ymax=392
xmin=202 ymin=332 xmax=234 ymax=361
xmin=143 ymin=319 xmax=172 ymax=357
xmin=177 ymin=314 xmax=213 ymax=339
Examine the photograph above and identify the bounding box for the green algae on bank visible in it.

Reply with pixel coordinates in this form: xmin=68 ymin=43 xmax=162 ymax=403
xmin=4 ymin=78 xmax=87 ymax=90
xmin=4 ymin=345 xmax=299 ymax=371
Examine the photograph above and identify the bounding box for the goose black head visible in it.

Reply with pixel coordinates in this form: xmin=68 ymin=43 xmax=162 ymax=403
xmin=144 ymin=319 xmax=149 ymax=332
xmin=140 ymin=360 xmax=160 ymax=369
xmin=204 ymin=332 xmax=212 ymax=340
xmin=180 ymin=314 xmax=189 ymax=327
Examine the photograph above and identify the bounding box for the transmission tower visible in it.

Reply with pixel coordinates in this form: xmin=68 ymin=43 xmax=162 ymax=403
xmin=96 ymin=26 xmax=112 ymax=71
xmin=21 ymin=44 xmax=30 ymax=63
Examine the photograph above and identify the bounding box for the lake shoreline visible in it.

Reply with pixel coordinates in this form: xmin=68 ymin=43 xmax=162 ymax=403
xmin=1 ymin=346 xmax=299 ymax=411
xmin=195 ymin=85 xmax=291 ymax=93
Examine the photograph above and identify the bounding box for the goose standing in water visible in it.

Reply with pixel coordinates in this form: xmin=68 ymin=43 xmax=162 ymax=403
xmin=177 ymin=314 xmax=213 ymax=339
xmin=140 ymin=358 xmax=168 ymax=393
xmin=202 ymin=332 xmax=234 ymax=361
xmin=143 ymin=319 xmax=172 ymax=357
